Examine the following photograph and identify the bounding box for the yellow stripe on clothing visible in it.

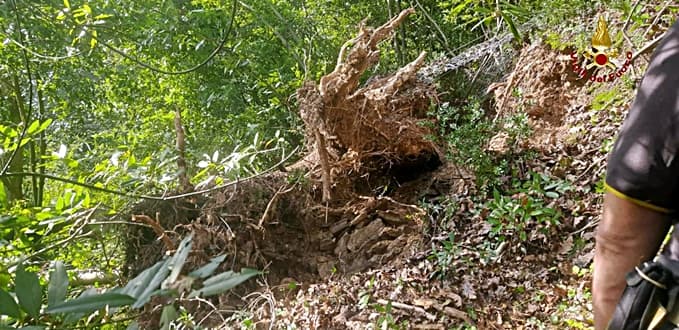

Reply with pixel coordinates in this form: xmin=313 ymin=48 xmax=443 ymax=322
xmin=604 ymin=182 xmax=672 ymax=214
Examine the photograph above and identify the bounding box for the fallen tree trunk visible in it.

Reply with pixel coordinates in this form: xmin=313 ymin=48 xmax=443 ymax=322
xmin=298 ymin=7 xmax=440 ymax=202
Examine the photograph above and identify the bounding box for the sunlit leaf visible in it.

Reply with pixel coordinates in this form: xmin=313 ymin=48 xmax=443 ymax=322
xmin=197 ymin=160 xmax=210 ymax=168
xmin=26 ymin=120 xmax=40 ymax=135
xmin=545 ymin=191 xmax=559 ymax=198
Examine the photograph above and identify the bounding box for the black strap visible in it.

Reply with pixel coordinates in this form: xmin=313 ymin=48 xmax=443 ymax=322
xmin=608 ymin=261 xmax=672 ymax=329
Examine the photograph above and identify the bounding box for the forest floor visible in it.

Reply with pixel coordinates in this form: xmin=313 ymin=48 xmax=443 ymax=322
xmin=227 ymin=10 xmax=669 ymax=329
xmin=261 ymin=43 xmax=616 ymax=330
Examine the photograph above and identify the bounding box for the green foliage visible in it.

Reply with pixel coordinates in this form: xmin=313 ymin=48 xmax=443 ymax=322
xmin=485 ymin=188 xmax=559 ymax=242
xmin=0 ymin=235 xmax=260 ymax=329
xmin=428 ymin=232 xmax=459 ymax=278
xmin=0 ymin=289 xmax=21 ymax=319
xmin=432 ymin=99 xmax=532 ymax=192
xmin=15 ymin=264 xmax=42 ymax=319
xmin=484 ymin=172 xmax=571 ymax=243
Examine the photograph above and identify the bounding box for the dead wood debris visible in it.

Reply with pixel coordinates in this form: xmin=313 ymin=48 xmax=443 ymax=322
xmin=131 ymin=214 xmax=175 ymax=251
xmin=299 ymin=7 xmax=438 ymax=202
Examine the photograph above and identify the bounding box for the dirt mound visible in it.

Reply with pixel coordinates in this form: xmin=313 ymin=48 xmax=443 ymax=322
xmin=487 ymin=42 xmax=587 ymax=153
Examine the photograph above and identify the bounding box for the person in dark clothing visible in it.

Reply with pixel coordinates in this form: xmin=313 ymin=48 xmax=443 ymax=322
xmin=595 ymin=18 xmax=679 ymax=329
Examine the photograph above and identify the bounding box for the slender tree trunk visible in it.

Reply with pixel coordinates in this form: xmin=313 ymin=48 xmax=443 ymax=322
xmin=397 ymin=0 xmax=407 ymax=65
xmin=1 ymin=75 xmax=26 ymax=203
xmin=386 ymin=0 xmax=404 ymax=66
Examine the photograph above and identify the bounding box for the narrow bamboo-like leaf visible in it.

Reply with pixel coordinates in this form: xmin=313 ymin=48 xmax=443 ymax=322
xmin=500 ymin=11 xmax=522 ymax=43
xmin=201 ymin=270 xmax=235 ymax=287
xmin=131 ymin=259 xmax=171 ymax=309
xmin=188 ymin=254 xmax=226 ymax=279
xmin=15 ymin=264 xmax=42 ymax=318
xmin=38 ymin=118 xmax=53 ymax=132
xmin=18 ymin=326 xmax=46 ymax=330
xmin=26 ymin=120 xmax=40 ymax=134
xmin=159 ymin=305 xmax=178 ymax=330
xmin=0 ymin=289 xmax=21 ymax=318
xmin=48 ymin=261 xmax=69 ymax=308
xmin=121 ymin=259 xmax=165 ymax=299
xmin=62 ymin=288 xmax=96 ymax=325
xmin=45 ymin=292 xmax=134 ymax=314
xmin=189 ymin=268 xmax=261 ymax=298
xmin=163 ymin=234 xmax=193 ymax=288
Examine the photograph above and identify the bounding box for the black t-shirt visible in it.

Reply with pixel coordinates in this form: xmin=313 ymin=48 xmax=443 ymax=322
xmin=605 ymin=19 xmax=679 ymax=214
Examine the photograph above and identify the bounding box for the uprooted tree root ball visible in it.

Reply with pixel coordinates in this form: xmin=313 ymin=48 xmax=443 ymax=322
xmin=123 ymin=8 xmax=458 ymax=328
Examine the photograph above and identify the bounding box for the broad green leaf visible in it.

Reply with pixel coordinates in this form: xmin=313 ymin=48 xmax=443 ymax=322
xmin=46 ymin=292 xmax=134 ymax=314
xmin=15 ymin=264 xmax=42 ymax=318
xmin=18 ymin=327 xmax=46 ymax=330
xmin=48 ymin=261 xmax=69 ymax=308
xmin=159 ymin=305 xmax=178 ymax=330
xmin=0 ymin=289 xmax=21 ymax=318
xmin=530 ymin=210 xmax=545 ymax=216
xmin=189 ymin=268 xmax=261 ymax=298
xmin=163 ymin=234 xmax=193 ymax=289
xmin=189 ymin=254 xmax=226 ymax=279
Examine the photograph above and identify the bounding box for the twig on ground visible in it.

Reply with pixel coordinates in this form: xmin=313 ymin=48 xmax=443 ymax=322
xmin=621 ymin=0 xmax=643 ymax=77
xmin=191 ymin=296 xmax=226 ymax=326
xmin=632 ymin=32 xmax=666 ymax=61
xmin=642 ymin=0 xmax=672 ymax=43
xmin=376 ymin=299 xmax=437 ymax=321
xmin=576 ymin=155 xmax=606 ymax=181
xmin=258 ymin=183 xmax=297 ymax=228
xmin=241 ymin=283 xmax=277 ymax=330
xmin=571 ymin=219 xmax=600 ymax=235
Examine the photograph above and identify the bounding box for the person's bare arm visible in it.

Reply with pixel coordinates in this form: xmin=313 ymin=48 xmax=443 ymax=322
xmin=593 ymin=192 xmax=671 ymax=329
